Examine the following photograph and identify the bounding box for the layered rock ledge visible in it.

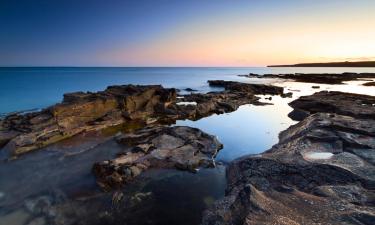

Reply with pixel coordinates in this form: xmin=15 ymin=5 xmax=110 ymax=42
xmin=363 ymin=81 xmax=375 ymax=86
xmin=93 ymin=126 xmax=223 ymax=191
xmin=0 ymin=85 xmax=176 ymax=157
xmin=239 ymin=72 xmax=375 ymax=84
xmin=0 ymin=81 xmax=283 ymax=158
xmin=288 ymin=91 xmax=375 ymax=120
xmin=202 ymin=91 xmax=375 ymax=225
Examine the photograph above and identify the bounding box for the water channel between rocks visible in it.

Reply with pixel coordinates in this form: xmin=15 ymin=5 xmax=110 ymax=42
xmin=0 ymin=78 xmax=374 ymax=225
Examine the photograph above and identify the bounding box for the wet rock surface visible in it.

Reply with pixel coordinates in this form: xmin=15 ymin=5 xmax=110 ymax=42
xmin=0 ymin=81 xmax=283 ymax=158
xmin=0 ymin=85 xmax=176 ymax=157
xmin=93 ymin=126 xmax=223 ymax=191
xmin=240 ymin=72 xmax=375 ymax=84
xmin=202 ymin=92 xmax=375 ymax=225
xmin=171 ymin=80 xmax=283 ymax=121
xmin=363 ymin=81 xmax=375 ymax=86
xmin=288 ymin=91 xmax=375 ymax=120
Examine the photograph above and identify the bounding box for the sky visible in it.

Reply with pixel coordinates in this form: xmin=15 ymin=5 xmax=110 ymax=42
xmin=0 ymin=0 xmax=374 ymax=67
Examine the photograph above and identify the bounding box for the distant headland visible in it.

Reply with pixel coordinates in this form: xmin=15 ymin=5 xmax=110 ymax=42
xmin=268 ymin=60 xmax=375 ymax=67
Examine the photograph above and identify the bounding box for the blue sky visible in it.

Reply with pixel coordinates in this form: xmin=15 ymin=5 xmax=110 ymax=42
xmin=1 ymin=0 xmax=374 ymax=66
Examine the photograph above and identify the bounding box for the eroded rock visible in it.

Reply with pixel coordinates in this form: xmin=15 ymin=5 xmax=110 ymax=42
xmin=240 ymin=72 xmax=375 ymax=84
xmin=0 ymin=81 xmax=283 ymax=157
xmin=0 ymin=85 xmax=176 ymax=157
xmin=288 ymin=91 xmax=375 ymax=120
xmin=202 ymin=92 xmax=375 ymax=225
xmin=93 ymin=126 xmax=223 ymax=191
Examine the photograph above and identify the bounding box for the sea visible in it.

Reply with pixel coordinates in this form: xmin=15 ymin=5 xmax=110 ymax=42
xmin=1 ymin=67 xmax=375 ymax=115
xmin=0 ymin=67 xmax=375 ymax=225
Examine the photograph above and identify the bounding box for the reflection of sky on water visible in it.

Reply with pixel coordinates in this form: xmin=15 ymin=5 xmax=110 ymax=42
xmin=177 ymin=77 xmax=375 ymax=161
xmin=0 ymin=75 xmax=374 ymax=224
xmin=177 ymin=98 xmax=295 ymax=161
xmin=2 ymin=67 xmax=375 ymax=114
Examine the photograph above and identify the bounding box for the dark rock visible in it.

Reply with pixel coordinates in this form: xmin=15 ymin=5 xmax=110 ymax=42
xmin=202 ymin=92 xmax=375 ymax=225
xmin=363 ymin=81 xmax=375 ymax=86
xmin=93 ymin=126 xmax=223 ymax=190
xmin=184 ymin=88 xmax=198 ymax=92
xmin=312 ymin=85 xmax=320 ymax=89
xmin=0 ymin=81 xmax=283 ymax=157
xmin=287 ymin=108 xmax=310 ymax=121
xmin=240 ymin=72 xmax=375 ymax=84
xmin=170 ymin=80 xmax=284 ymax=121
xmin=289 ymin=91 xmax=375 ymax=120
xmin=280 ymin=92 xmax=293 ymax=98
xmin=208 ymin=80 xmax=283 ymax=95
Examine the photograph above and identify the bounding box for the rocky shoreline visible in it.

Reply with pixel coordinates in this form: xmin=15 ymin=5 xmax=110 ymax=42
xmin=0 ymin=81 xmax=283 ymax=159
xmin=202 ymin=91 xmax=375 ymax=225
xmin=239 ymin=72 xmax=375 ymax=84
xmin=1 ymin=74 xmax=374 ymax=225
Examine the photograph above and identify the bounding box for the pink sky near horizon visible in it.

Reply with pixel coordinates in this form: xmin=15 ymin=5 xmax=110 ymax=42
xmin=98 ymin=2 xmax=375 ymax=67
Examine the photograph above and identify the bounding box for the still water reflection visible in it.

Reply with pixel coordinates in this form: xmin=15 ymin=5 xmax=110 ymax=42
xmin=0 ymin=76 xmax=374 ymax=225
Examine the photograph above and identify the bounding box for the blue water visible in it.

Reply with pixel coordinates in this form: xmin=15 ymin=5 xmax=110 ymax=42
xmin=1 ymin=67 xmax=375 ymax=224
xmin=1 ymin=67 xmax=375 ymax=114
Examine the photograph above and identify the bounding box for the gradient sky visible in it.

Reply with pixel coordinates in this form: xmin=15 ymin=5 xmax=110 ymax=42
xmin=1 ymin=0 xmax=374 ymax=66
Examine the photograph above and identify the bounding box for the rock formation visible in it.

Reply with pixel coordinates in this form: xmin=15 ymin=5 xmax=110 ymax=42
xmin=288 ymin=91 xmax=375 ymax=120
xmin=239 ymin=72 xmax=375 ymax=84
xmin=0 ymin=81 xmax=283 ymax=158
xmin=202 ymin=91 xmax=375 ymax=225
xmin=93 ymin=126 xmax=223 ymax=191
xmin=0 ymin=85 xmax=176 ymax=157
xmin=363 ymin=81 xmax=375 ymax=86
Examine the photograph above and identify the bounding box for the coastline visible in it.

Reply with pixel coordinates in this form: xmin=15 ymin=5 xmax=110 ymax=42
xmin=1 ymin=72 xmax=375 ymax=224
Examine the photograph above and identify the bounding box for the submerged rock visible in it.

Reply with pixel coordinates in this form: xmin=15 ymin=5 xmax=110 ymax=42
xmin=93 ymin=126 xmax=223 ymax=191
xmin=202 ymin=92 xmax=375 ymax=225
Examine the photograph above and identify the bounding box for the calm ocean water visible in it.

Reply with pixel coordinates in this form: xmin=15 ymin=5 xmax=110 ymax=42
xmin=1 ymin=67 xmax=375 ymax=115
xmin=1 ymin=67 xmax=375 ymax=224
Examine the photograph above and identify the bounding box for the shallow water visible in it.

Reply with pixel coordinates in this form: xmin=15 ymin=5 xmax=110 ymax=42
xmin=1 ymin=67 xmax=375 ymax=114
xmin=1 ymin=68 xmax=375 ymax=225
xmin=305 ymin=152 xmax=334 ymax=160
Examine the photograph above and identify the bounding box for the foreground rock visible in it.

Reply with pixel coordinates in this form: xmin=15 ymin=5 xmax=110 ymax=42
xmin=240 ymin=72 xmax=375 ymax=84
xmin=203 ymin=92 xmax=375 ymax=225
xmin=0 ymin=81 xmax=283 ymax=157
xmin=93 ymin=126 xmax=223 ymax=191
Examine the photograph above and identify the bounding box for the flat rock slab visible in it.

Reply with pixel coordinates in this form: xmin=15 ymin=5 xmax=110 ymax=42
xmin=288 ymin=91 xmax=375 ymax=120
xmin=93 ymin=126 xmax=223 ymax=191
xmin=363 ymin=81 xmax=375 ymax=86
xmin=202 ymin=91 xmax=375 ymax=225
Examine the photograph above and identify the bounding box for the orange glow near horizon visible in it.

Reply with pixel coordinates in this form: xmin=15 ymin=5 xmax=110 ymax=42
xmin=97 ymin=1 xmax=375 ymax=67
